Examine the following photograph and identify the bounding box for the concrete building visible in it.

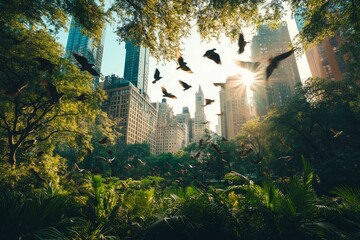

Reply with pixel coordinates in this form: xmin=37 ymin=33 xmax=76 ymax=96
xmin=65 ymin=18 xmax=105 ymax=88
xmin=153 ymin=99 xmax=186 ymax=154
xmin=192 ymin=85 xmax=209 ymax=142
xmin=175 ymin=107 xmax=192 ymax=146
xmin=294 ymin=9 xmax=347 ymax=81
xmin=217 ymin=76 xmax=251 ymax=140
xmin=124 ymin=41 xmax=150 ymax=94
xmin=102 ymin=76 xmax=157 ymax=153
xmin=251 ymin=22 xmax=301 ymax=116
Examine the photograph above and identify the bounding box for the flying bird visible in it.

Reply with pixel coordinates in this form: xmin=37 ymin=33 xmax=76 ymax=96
xmin=46 ymin=80 xmax=64 ymax=103
xmin=73 ymin=163 xmax=85 ymax=173
xmin=330 ymin=128 xmax=343 ymax=138
xmin=72 ymin=53 xmax=100 ymax=77
xmin=239 ymin=148 xmax=253 ymax=157
xmin=213 ymin=83 xmax=225 ymax=88
xmin=138 ymin=158 xmax=146 ymax=166
xmin=203 ymin=48 xmax=221 ymax=64
xmin=238 ymin=33 xmax=248 ymax=54
xmin=35 ymin=57 xmax=56 ymax=73
xmin=179 ymin=80 xmax=192 ymax=91
xmin=99 ymin=137 xmax=109 ymax=144
xmin=202 ymin=98 xmax=215 ymax=107
xmin=266 ymin=48 xmax=295 ymax=80
xmin=221 ymin=137 xmax=229 ymax=141
xmin=176 ymin=50 xmax=193 ymax=73
xmin=29 ymin=168 xmax=46 ymax=183
xmin=199 ymin=139 xmax=204 ymax=147
xmin=202 ymin=121 xmax=210 ymax=124
xmin=95 ymin=155 xmax=115 ymax=163
xmin=211 ymin=143 xmax=228 ymax=155
xmin=278 ymin=156 xmax=293 ymax=161
xmin=161 ymin=86 xmax=177 ymax=99
xmin=4 ymin=81 xmax=28 ymax=96
xmin=252 ymin=156 xmax=263 ymax=165
xmin=216 ymin=112 xmax=224 ymax=116
xmin=234 ymin=60 xmax=261 ymax=73
xmin=152 ymin=68 xmax=162 ymax=84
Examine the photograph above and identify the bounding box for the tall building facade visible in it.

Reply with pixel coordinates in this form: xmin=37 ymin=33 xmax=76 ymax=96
xmin=175 ymin=107 xmax=192 ymax=146
xmin=65 ymin=18 xmax=105 ymax=87
xmin=192 ymin=86 xmax=209 ymax=142
xmin=217 ymin=76 xmax=251 ymax=140
xmin=102 ymin=77 xmax=157 ymax=153
xmin=251 ymin=22 xmax=301 ymax=116
xmin=153 ymin=99 xmax=186 ymax=154
xmin=294 ymin=9 xmax=347 ymax=81
xmin=124 ymin=41 xmax=150 ymax=94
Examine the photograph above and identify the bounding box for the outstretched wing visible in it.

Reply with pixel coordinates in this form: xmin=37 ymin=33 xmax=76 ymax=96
xmin=73 ymin=53 xmax=89 ymax=66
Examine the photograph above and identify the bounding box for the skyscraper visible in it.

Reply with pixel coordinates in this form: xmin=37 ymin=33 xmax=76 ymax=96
xmin=295 ymin=8 xmax=347 ymax=81
xmin=251 ymin=22 xmax=301 ymax=116
xmin=176 ymin=107 xmax=192 ymax=146
xmin=124 ymin=41 xmax=150 ymax=94
xmin=217 ymin=76 xmax=251 ymax=140
xmin=65 ymin=18 xmax=105 ymax=87
xmin=192 ymin=85 xmax=209 ymax=142
xmin=102 ymin=76 xmax=157 ymax=153
xmin=153 ymin=99 xmax=186 ymax=154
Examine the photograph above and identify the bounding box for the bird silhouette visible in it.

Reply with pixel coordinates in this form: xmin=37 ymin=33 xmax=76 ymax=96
xmin=72 ymin=53 xmax=100 ymax=77
xmin=234 ymin=60 xmax=261 ymax=73
xmin=76 ymin=93 xmax=87 ymax=102
xmin=95 ymin=155 xmax=115 ymax=163
xmin=152 ymin=68 xmax=162 ymax=84
xmin=266 ymin=48 xmax=294 ymax=80
xmin=278 ymin=156 xmax=293 ymax=161
xmin=252 ymin=156 xmax=263 ymax=165
xmin=138 ymin=158 xmax=146 ymax=166
xmin=202 ymin=121 xmax=210 ymax=124
xmin=73 ymin=163 xmax=85 ymax=173
xmin=238 ymin=33 xmax=248 ymax=54
xmin=330 ymin=128 xmax=343 ymax=138
xmin=179 ymin=80 xmax=192 ymax=91
xmin=211 ymin=143 xmax=228 ymax=154
xmin=4 ymin=81 xmax=28 ymax=96
xmin=202 ymin=98 xmax=215 ymax=107
xmin=199 ymin=139 xmax=204 ymax=147
xmin=216 ymin=112 xmax=224 ymax=116
xmin=35 ymin=57 xmax=56 ymax=73
xmin=203 ymin=48 xmax=221 ymax=64
xmin=29 ymin=168 xmax=46 ymax=183
xmin=46 ymin=80 xmax=64 ymax=103
xmin=239 ymin=148 xmax=253 ymax=157
xmin=161 ymin=86 xmax=177 ymax=99
xmin=99 ymin=137 xmax=109 ymax=144
xmin=221 ymin=137 xmax=228 ymax=141
xmin=176 ymin=50 xmax=193 ymax=73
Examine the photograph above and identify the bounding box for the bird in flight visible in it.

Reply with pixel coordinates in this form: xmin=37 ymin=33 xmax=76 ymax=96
xmin=152 ymin=68 xmax=162 ymax=84
xmin=234 ymin=60 xmax=261 ymax=73
xmin=72 ymin=53 xmax=100 ymax=77
xmin=95 ymin=155 xmax=116 ymax=163
xmin=161 ymin=86 xmax=177 ymax=99
xmin=202 ymin=98 xmax=215 ymax=107
xmin=179 ymin=80 xmax=192 ymax=91
xmin=4 ymin=81 xmax=28 ymax=96
xmin=176 ymin=50 xmax=193 ymax=73
xmin=46 ymin=80 xmax=64 ymax=103
xmin=266 ymin=48 xmax=294 ymax=80
xmin=278 ymin=156 xmax=293 ymax=161
xmin=35 ymin=57 xmax=56 ymax=73
xmin=238 ymin=33 xmax=248 ymax=54
xmin=216 ymin=112 xmax=224 ymax=116
xmin=211 ymin=143 xmax=228 ymax=154
xmin=330 ymin=128 xmax=343 ymax=138
xmin=203 ymin=48 xmax=221 ymax=64
xmin=99 ymin=137 xmax=109 ymax=144
xmin=73 ymin=163 xmax=85 ymax=173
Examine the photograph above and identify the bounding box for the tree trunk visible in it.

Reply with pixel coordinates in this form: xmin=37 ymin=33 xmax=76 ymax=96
xmin=8 ymin=145 xmax=17 ymax=169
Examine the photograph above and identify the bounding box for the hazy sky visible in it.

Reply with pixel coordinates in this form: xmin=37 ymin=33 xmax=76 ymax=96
xmin=56 ymin=3 xmax=311 ymax=132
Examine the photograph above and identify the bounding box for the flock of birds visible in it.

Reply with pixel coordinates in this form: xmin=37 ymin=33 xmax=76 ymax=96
xmin=155 ymin=33 xmax=295 ymax=105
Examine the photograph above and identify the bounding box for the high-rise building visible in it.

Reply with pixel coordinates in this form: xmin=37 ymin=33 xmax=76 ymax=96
xmin=65 ymin=18 xmax=105 ymax=88
xmin=294 ymin=9 xmax=347 ymax=81
xmin=176 ymin=107 xmax=192 ymax=146
xmin=124 ymin=41 xmax=150 ymax=94
xmin=153 ymin=99 xmax=186 ymax=154
xmin=217 ymin=76 xmax=251 ymax=140
xmin=102 ymin=76 xmax=157 ymax=153
xmin=192 ymin=85 xmax=209 ymax=142
xmin=251 ymin=22 xmax=301 ymax=116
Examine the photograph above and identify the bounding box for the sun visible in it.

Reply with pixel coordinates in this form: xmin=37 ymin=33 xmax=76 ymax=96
xmin=240 ymin=69 xmax=256 ymax=88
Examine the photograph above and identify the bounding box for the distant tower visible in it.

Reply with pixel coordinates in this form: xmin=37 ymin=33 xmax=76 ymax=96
xmin=65 ymin=17 xmax=105 ymax=88
xmin=251 ymin=22 xmax=301 ymax=116
xmin=295 ymin=8 xmax=347 ymax=81
xmin=176 ymin=107 xmax=192 ymax=146
xmin=192 ymin=85 xmax=208 ymax=142
xmin=153 ymin=99 xmax=186 ymax=154
xmin=217 ymin=76 xmax=251 ymax=140
xmin=124 ymin=41 xmax=150 ymax=94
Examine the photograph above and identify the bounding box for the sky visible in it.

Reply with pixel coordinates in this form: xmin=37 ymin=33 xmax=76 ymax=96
xmin=56 ymin=3 xmax=311 ymax=132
